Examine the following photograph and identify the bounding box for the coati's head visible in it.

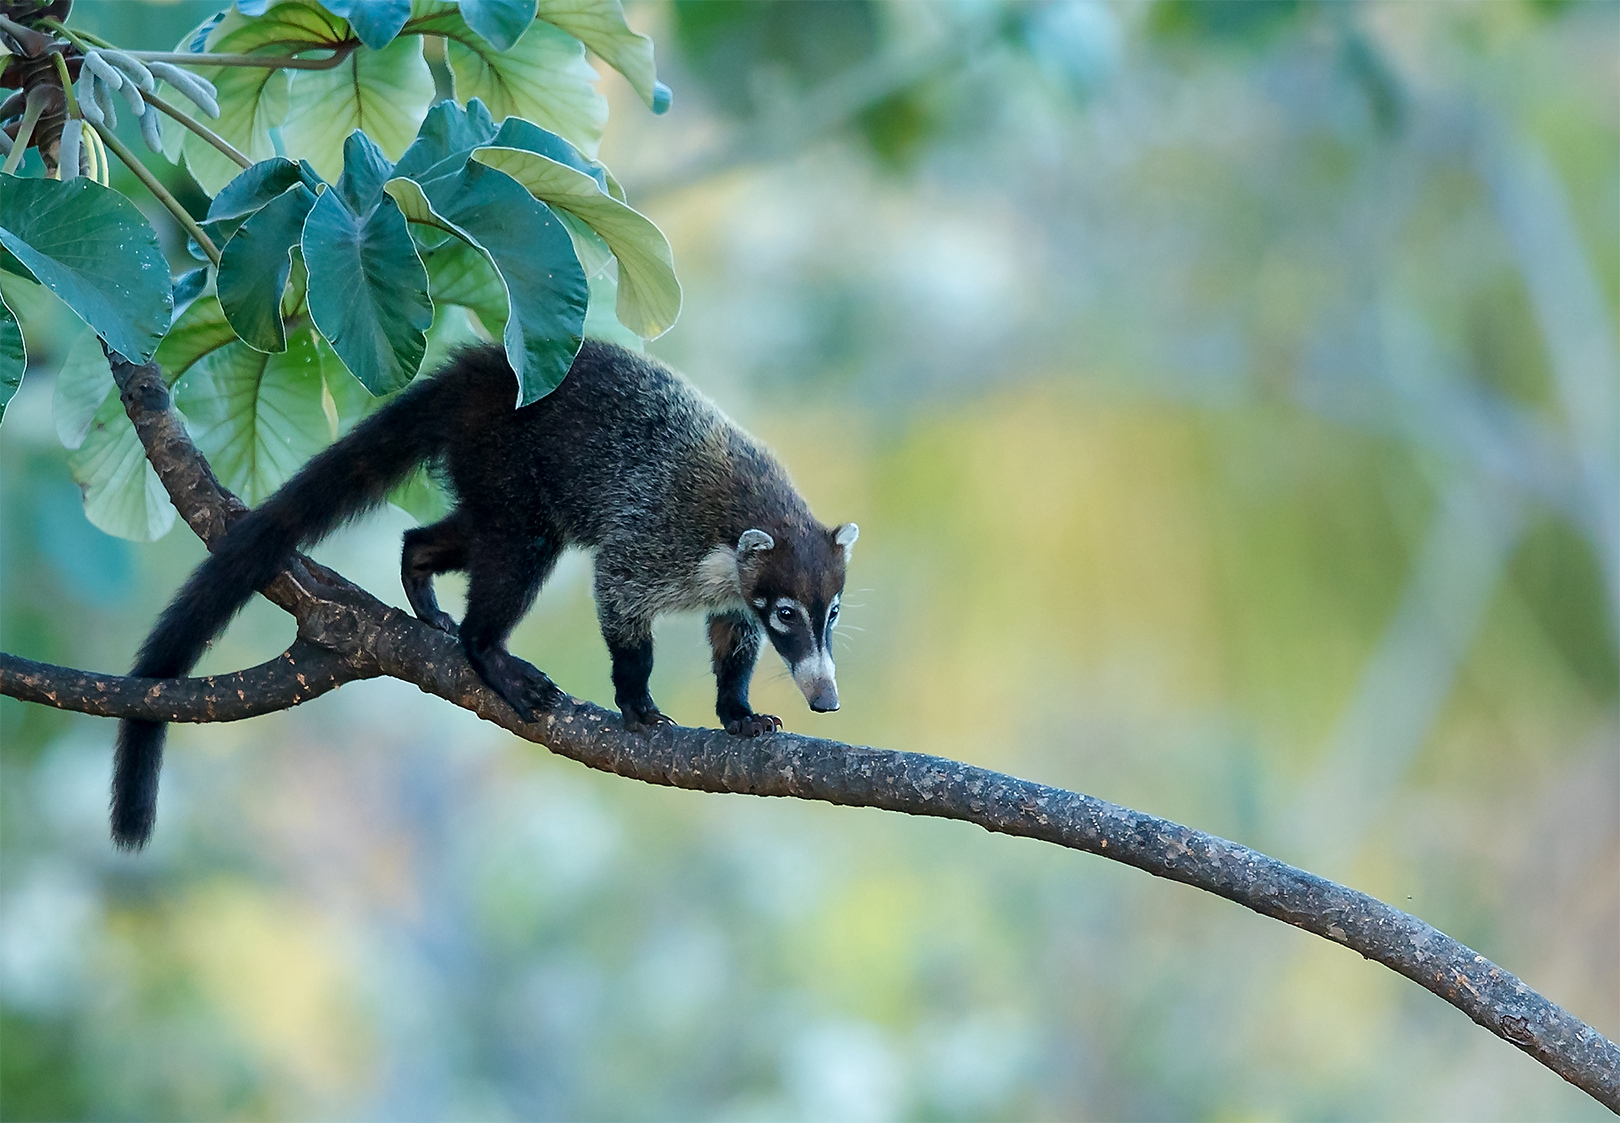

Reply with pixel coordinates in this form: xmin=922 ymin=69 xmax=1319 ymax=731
xmin=734 ymin=522 xmax=859 ymax=713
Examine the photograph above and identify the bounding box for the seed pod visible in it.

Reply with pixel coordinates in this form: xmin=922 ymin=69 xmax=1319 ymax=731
xmin=114 ymin=74 xmax=147 ymax=118
xmin=100 ymin=49 xmax=156 ymax=92
xmin=76 ymin=74 xmax=105 ymax=126
xmin=58 ymin=118 xmax=82 ymax=180
xmin=91 ymin=70 xmax=119 ymax=130
xmin=148 ymin=62 xmax=220 ymax=119
xmin=139 ymin=102 xmax=163 ymax=152
xmin=82 ymin=50 xmax=124 ymax=91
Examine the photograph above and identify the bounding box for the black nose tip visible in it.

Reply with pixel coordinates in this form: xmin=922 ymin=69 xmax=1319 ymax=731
xmin=809 ymin=697 xmax=839 ymax=713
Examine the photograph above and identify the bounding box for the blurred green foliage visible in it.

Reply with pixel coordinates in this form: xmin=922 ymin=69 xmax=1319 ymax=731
xmin=2 ymin=0 xmax=1616 ymax=1120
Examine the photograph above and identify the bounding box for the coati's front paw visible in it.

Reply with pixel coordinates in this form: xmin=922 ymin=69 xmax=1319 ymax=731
xmin=421 ymin=609 xmax=458 ymax=635
xmin=474 ymin=653 xmax=564 ymax=722
xmin=725 ymin=713 xmax=782 ymax=738
xmin=621 ymin=704 xmax=677 ymax=734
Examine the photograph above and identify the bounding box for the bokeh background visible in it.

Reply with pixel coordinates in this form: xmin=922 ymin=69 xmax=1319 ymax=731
xmin=3 ymin=1 xmax=1617 ymax=1118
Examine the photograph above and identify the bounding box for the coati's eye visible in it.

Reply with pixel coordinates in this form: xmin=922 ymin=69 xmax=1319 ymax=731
xmin=776 ymin=605 xmax=796 ymax=623
xmin=829 ymin=604 xmax=839 ymax=622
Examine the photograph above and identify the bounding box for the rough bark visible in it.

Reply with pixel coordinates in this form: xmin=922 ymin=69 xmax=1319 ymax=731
xmin=1 ymin=354 xmax=1613 ymax=1112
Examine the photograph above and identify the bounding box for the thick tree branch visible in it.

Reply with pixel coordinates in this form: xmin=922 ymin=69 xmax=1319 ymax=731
xmin=2 ymin=353 xmax=1613 ymax=1111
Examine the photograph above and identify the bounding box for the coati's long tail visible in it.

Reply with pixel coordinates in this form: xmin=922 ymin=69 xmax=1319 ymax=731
xmin=112 ymin=372 xmax=459 ymax=849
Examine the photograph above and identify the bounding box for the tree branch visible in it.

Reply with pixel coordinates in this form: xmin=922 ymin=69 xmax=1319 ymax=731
xmin=1 ymin=641 xmax=369 ymax=722
xmin=2 ymin=352 xmax=1614 ymax=1112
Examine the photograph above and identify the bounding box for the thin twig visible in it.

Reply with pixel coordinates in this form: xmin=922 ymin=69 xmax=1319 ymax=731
xmin=127 ymin=47 xmax=357 ymax=71
xmin=143 ymin=89 xmax=250 ymax=168
xmin=88 ymin=121 xmax=221 ymax=266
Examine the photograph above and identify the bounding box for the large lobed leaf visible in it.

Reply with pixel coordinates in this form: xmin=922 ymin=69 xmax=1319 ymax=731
xmin=281 ymin=35 xmax=437 ymax=182
xmin=537 ymin=0 xmax=665 ymax=111
xmin=174 ymin=317 xmax=333 ymax=506
xmin=302 ymin=133 xmax=434 ymax=394
xmin=0 ymin=289 xmax=22 ymax=423
xmin=408 ymin=1 xmax=607 ymax=158
xmin=67 ymin=389 xmax=179 ymax=542
xmin=385 ymin=101 xmax=586 ymax=405
xmin=172 ymin=2 xmax=353 ymax=194
xmin=0 ymin=176 xmax=172 ymax=363
xmin=217 ymin=183 xmax=318 ymax=353
xmin=472 ymin=119 xmax=679 ymax=338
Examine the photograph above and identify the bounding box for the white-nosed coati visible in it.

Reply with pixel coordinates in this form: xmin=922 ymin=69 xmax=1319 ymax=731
xmin=112 ymin=341 xmax=858 ymax=849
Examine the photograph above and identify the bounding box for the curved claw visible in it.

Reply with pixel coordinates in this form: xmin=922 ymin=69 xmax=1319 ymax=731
xmin=624 ymin=707 xmax=677 ymax=734
xmin=725 ymin=712 xmax=782 ymax=738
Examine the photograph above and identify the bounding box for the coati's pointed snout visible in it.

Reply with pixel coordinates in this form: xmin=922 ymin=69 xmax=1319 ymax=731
xmin=809 ymin=692 xmax=839 ymax=713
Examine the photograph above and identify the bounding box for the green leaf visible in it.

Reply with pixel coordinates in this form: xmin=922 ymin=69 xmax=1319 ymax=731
xmin=173 ymin=323 xmax=332 ymax=505
xmin=421 ymin=234 xmax=508 ymax=335
xmin=67 ymin=390 xmax=178 ymax=542
xmin=386 ymin=165 xmax=584 ymax=405
xmin=52 ymin=328 xmax=113 ymax=449
xmin=472 ymin=138 xmax=679 ymax=338
xmin=281 ymin=36 xmax=436 ymax=182
xmin=0 ymin=176 xmax=172 ymax=362
xmin=156 ymin=295 xmax=246 ymax=381
xmin=0 ymin=288 xmax=23 ymax=424
xmin=208 ymin=158 xmax=323 ymax=222
xmin=302 ymin=134 xmax=433 ymax=393
xmin=177 ymin=2 xmax=352 ymax=194
xmin=218 ymin=183 xmax=318 ymax=353
xmin=581 ymin=261 xmax=641 ymax=351
xmin=339 ymin=0 xmax=412 ymax=48
xmin=536 ymin=0 xmax=662 ymax=110
xmin=460 ymin=0 xmax=536 ymax=50
xmin=410 ymin=2 xmax=607 ymax=158
xmin=391 ymin=96 xmax=498 ymax=182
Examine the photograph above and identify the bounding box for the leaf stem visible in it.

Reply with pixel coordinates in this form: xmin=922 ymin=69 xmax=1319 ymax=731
xmin=1 ymin=86 xmax=50 ymax=175
xmin=143 ymin=89 xmax=250 ymax=168
xmin=89 ymin=120 xmax=221 ymax=266
xmin=39 ymin=18 xmax=114 ymax=51
xmin=49 ymin=51 xmax=81 ymax=119
xmin=127 ymin=45 xmax=357 ymax=70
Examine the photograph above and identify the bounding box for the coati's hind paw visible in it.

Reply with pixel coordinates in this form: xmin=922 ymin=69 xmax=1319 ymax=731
xmin=725 ymin=713 xmax=782 ymax=738
xmin=622 ymin=705 xmax=677 ymax=734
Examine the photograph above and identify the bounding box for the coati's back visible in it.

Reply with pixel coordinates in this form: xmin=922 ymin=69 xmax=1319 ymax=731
xmin=438 ymin=341 xmax=815 ymax=553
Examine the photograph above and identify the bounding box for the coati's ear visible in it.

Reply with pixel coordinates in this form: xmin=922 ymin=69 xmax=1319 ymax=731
xmin=833 ymin=522 xmax=859 ymax=561
xmin=737 ymin=529 xmax=775 ymax=554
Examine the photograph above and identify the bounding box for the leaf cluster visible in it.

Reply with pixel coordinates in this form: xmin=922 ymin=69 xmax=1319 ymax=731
xmin=0 ymin=0 xmax=678 ymax=540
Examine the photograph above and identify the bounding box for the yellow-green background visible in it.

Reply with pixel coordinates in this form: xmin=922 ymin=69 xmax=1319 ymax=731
xmin=2 ymin=2 xmax=1615 ymax=1118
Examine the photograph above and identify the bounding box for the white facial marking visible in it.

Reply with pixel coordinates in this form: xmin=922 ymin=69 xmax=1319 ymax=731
xmin=791 ymin=646 xmax=838 ymax=708
xmin=752 ymin=597 xmax=767 ymax=609
xmin=768 ymin=596 xmax=806 ymax=634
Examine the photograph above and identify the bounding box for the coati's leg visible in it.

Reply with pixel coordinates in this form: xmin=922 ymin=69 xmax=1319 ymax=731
xmin=708 ymin=611 xmax=781 ymax=737
xmin=401 ymin=510 xmax=472 ymax=632
xmin=460 ymin=530 xmax=565 ymax=721
xmin=592 ymin=571 xmax=673 ymax=731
